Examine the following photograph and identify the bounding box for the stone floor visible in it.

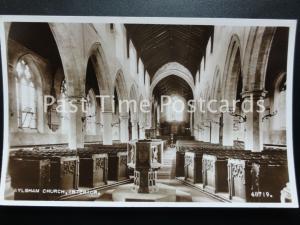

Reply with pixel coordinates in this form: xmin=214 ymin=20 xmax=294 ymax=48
xmin=92 ymin=179 xmax=222 ymax=202
xmin=5 ymin=178 xmax=224 ymax=202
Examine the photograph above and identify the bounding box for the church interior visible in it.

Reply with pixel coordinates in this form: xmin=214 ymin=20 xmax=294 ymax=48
xmin=3 ymin=22 xmax=291 ymax=203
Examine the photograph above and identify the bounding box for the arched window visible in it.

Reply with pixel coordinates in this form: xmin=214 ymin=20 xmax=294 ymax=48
xmin=166 ymin=96 xmax=185 ymax=122
xmin=85 ymin=89 xmax=97 ymax=135
xmin=15 ymin=59 xmax=37 ymax=129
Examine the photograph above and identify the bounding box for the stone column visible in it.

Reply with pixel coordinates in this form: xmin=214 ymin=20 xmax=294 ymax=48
xmin=211 ymin=115 xmax=220 ymax=144
xmin=8 ymin=65 xmax=19 ymax=132
xmin=102 ymin=112 xmax=113 ymax=145
xmin=67 ymin=97 xmax=84 ymax=150
xmin=156 ymin=106 xmax=160 ymax=136
xmin=222 ymin=111 xmax=234 ymax=146
xmin=190 ymin=113 xmax=194 ymax=136
xmin=139 ymin=122 xmax=146 ymax=140
xmin=131 ymin=120 xmax=139 ymax=140
xmin=203 ymin=122 xmax=211 ymax=142
xmin=194 ymin=128 xmax=199 ymax=141
xmin=119 ymin=115 xmax=129 ymax=143
xmin=242 ymin=90 xmax=266 ymax=152
xmin=198 ymin=124 xmax=204 ymax=141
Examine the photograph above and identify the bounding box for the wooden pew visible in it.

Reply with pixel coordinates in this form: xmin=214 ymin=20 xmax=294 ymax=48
xmin=250 ymin=149 xmax=288 ymax=202
xmin=81 ymin=144 xmax=128 ymax=182
xmin=10 ymin=147 xmax=79 ymax=200
xmin=227 ymin=148 xmax=288 ymax=202
xmin=10 ymin=156 xmax=51 ymax=200
xmin=77 ymin=151 xmax=108 ymax=187
xmin=202 ymin=153 xmax=228 ymax=193
xmin=184 ymin=151 xmax=203 ymax=183
xmin=175 ymin=140 xmax=202 ymax=177
xmin=107 ymin=151 xmax=128 ymax=181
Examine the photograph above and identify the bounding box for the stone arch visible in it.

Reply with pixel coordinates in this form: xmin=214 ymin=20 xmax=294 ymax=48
xmin=48 ymin=23 xmax=83 ymax=96
xmin=211 ymin=66 xmax=221 ymax=101
xmin=150 ymin=62 xmax=195 ymax=97
xmin=86 ymin=42 xmax=112 ymax=95
xmin=114 ymin=69 xmax=129 ymax=101
xmin=206 ymin=66 xmax=222 ymax=118
xmin=210 ymin=66 xmax=223 ymax=144
xmin=220 ymin=34 xmax=243 ymax=146
xmin=242 ymin=27 xmax=276 ymax=92
xmin=222 ymin=34 xmax=242 ymax=103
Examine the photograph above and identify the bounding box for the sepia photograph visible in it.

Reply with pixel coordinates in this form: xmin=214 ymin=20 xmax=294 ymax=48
xmin=0 ymin=16 xmax=297 ymax=207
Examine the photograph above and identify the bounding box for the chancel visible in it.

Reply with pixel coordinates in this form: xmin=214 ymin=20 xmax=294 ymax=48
xmin=4 ymin=22 xmax=292 ymax=203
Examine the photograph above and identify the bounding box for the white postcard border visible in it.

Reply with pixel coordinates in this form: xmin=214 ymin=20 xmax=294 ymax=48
xmin=0 ymin=15 xmax=298 ymax=208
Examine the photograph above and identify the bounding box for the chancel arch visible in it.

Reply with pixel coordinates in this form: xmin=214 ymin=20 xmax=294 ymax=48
xmin=150 ymin=62 xmax=195 ymax=98
xmin=152 ymin=75 xmax=193 ymax=139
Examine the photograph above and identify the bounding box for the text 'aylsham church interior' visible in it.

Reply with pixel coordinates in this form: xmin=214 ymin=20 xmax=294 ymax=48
xmin=3 ymin=22 xmax=291 ymax=203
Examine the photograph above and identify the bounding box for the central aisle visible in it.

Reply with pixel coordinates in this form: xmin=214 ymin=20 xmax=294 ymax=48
xmin=157 ymin=147 xmax=177 ymax=179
